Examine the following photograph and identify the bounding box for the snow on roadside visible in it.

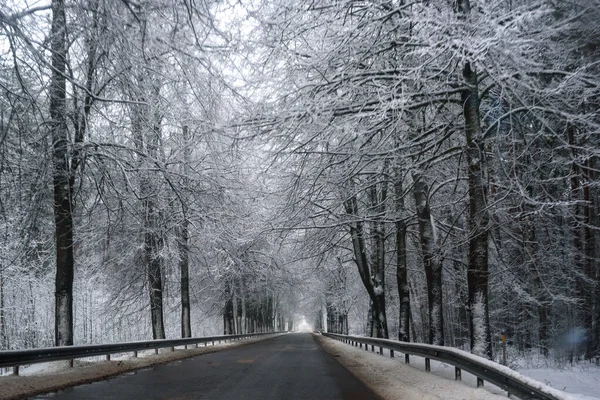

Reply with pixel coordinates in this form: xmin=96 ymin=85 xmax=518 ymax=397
xmin=316 ymin=334 xmax=504 ymax=400
xmin=0 ymin=334 xmax=284 ymax=400
xmin=517 ymin=366 xmax=600 ymax=400
xmin=316 ymin=334 xmax=598 ymax=400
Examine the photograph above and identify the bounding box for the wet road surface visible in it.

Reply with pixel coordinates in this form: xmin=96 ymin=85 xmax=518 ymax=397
xmin=32 ymin=333 xmax=380 ymax=400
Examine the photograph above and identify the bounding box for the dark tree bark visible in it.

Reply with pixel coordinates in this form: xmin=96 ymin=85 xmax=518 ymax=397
xmin=582 ymin=158 xmax=597 ymax=357
xmin=395 ymin=169 xmax=410 ymax=342
xmin=179 ymin=125 xmax=191 ymax=338
xmin=412 ymin=171 xmax=444 ymax=345
xmin=145 ymin=208 xmax=166 ymax=340
xmin=462 ymin=61 xmax=492 ymax=359
xmin=50 ymin=0 xmax=74 ymax=347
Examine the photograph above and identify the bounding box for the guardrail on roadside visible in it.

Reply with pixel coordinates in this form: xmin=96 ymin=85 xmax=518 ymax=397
xmin=322 ymin=332 xmax=566 ymax=400
xmin=0 ymin=332 xmax=282 ymax=376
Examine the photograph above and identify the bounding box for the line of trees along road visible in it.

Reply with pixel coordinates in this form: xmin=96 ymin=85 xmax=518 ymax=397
xmin=0 ymin=0 xmax=298 ymax=349
xmin=251 ymin=0 xmax=600 ymax=361
xmin=0 ymin=0 xmax=599 ymax=366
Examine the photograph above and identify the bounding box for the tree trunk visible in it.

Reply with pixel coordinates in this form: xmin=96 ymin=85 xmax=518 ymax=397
xmin=232 ymin=290 xmax=239 ymax=335
xmin=145 ymin=200 xmax=166 ymax=340
xmin=179 ymin=125 xmax=191 ymax=338
xmin=412 ymin=171 xmax=444 ymax=345
xmin=366 ymin=300 xmax=374 ymax=337
xmin=50 ymin=0 xmax=74 ymax=347
xmin=179 ymin=218 xmax=191 ymax=338
xmin=240 ymin=276 xmax=247 ymax=334
xmin=583 ymin=158 xmax=596 ymax=357
xmin=369 ymin=182 xmax=389 ymax=339
xmin=0 ymin=266 xmax=6 ymax=349
xmin=462 ymin=61 xmax=492 ymax=359
xmin=395 ymin=169 xmax=410 ymax=342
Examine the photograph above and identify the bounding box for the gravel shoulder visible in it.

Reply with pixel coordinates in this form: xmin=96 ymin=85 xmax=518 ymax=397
xmin=0 ymin=334 xmax=283 ymax=400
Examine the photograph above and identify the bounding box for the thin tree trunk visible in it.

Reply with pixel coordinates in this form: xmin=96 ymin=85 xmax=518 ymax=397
xmin=179 ymin=125 xmax=191 ymax=338
xmin=0 ymin=266 xmax=5 ymax=349
xmin=179 ymin=218 xmax=191 ymax=338
xmin=232 ymin=290 xmax=239 ymax=335
xmin=240 ymin=276 xmax=246 ymax=334
xmin=395 ymin=169 xmax=410 ymax=342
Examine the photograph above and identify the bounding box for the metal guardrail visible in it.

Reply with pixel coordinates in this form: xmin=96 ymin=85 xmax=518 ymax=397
xmin=0 ymin=332 xmax=282 ymax=375
xmin=322 ymin=332 xmax=566 ymax=400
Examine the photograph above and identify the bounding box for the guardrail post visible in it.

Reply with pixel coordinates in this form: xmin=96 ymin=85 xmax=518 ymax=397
xmin=212 ymin=341 xmax=215 ymax=345
xmin=69 ymin=359 xmax=74 ymax=368
xmin=379 ymin=347 xmax=383 ymax=355
xmin=405 ymin=354 xmax=409 ymax=364
xmin=390 ymin=350 xmax=394 ymax=358
xmin=204 ymin=342 xmax=207 ymax=346
xmin=155 ymin=348 xmax=159 ymax=355
xmin=455 ymin=367 xmax=461 ymax=381
xmin=13 ymin=366 xmax=19 ymax=376
xmin=106 ymin=354 xmax=111 ymax=361
xmin=133 ymin=350 xmax=138 ymax=358
xmin=425 ymin=358 xmax=430 ymax=371
xmin=371 ymin=345 xmax=374 ymax=352
xmin=477 ymin=377 xmax=484 ymax=388
xmin=171 ymin=347 xmax=175 ymax=352
xmin=359 ymin=343 xmax=362 ymax=349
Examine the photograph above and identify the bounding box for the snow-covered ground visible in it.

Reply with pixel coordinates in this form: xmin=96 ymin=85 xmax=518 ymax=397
xmin=0 ymin=334 xmax=283 ymax=400
xmin=517 ymin=365 xmax=600 ymax=400
xmin=316 ymin=335 xmax=600 ymax=400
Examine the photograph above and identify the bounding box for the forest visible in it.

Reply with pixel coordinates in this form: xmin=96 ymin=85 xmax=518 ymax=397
xmin=0 ymin=0 xmax=598 ymax=365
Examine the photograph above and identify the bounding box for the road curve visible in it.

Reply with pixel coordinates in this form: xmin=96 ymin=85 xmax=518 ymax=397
xmin=32 ymin=333 xmax=380 ymax=400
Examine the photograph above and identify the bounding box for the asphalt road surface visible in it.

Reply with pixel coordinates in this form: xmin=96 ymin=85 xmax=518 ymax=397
xmin=32 ymin=333 xmax=380 ymax=400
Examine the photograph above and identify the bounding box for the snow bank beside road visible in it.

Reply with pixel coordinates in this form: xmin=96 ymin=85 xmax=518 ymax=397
xmin=316 ymin=334 xmax=504 ymax=399
xmin=317 ymin=334 xmax=600 ymax=400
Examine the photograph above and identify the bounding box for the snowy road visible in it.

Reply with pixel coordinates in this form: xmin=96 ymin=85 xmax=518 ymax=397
xmin=32 ymin=333 xmax=379 ymax=400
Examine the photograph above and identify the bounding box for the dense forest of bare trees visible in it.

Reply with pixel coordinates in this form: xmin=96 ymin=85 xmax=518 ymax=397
xmin=0 ymin=0 xmax=598 ymax=366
